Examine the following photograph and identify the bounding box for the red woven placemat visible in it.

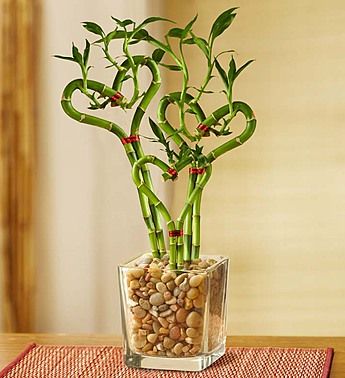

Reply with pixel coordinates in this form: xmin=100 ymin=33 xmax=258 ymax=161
xmin=0 ymin=344 xmax=333 ymax=378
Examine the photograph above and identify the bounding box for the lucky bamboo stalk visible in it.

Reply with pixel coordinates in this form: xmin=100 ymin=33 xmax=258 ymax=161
xmin=57 ymin=8 xmax=257 ymax=269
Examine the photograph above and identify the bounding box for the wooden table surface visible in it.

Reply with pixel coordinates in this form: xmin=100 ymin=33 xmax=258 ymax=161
xmin=0 ymin=334 xmax=344 ymax=376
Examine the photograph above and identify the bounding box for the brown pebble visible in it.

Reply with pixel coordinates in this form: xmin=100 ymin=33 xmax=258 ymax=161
xmin=172 ymin=342 xmax=184 ymax=355
xmin=139 ymin=299 xmax=151 ymax=311
xmin=166 ymin=313 xmax=176 ymax=324
xmin=147 ymin=333 xmax=158 ymax=344
xmin=152 ymin=321 xmax=160 ymax=333
xmin=187 ymin=287 xmax=199 ymax=299
xmin=186 ymin=311 xmax=203 ymax=328
xmin=132 ymin=306 xmax=147 ymax=319
xmin=142 ymin=343 xmax=153 ymax=352
xmin=165 ymin=297 xmax=177 ymax=305
xmin=159 ymin=327 xmax=169 ymax=335
xmin=133 ymin=334 xmax=146 ymax=349
xmin=131 ymin=268 xmax=145 ymax=279
xmin=186 ymin=327 xmax=199 ymax=338
xmin=175 ymin=273 xmax=188 ymax=286
xmin=184 ymin=298 xmax=193 ymax=310
xmin=179 ymin=278 xmax=190 ymax=292
xmin=163 ymin=337 xmax=175 ymax=349
xmin=161 ymin=273 xmax=172 ymax=283
xmin=160 ymin=309 xmax=172 ymax=318
xmin=169 ymin=326 xmax=181 ymax=340
xmin=166 ymin=280 xmax=176 ymax=291
xmin=163 ymin=291 xmax=172 ymax=301
xmin=176 ymin=308 xmax=188 ymax=323
xmin=130 ymin=280 xmax=140 ymax=289
xmin=170 ymin=304 xmax=178 ymax=312
xmin=193 ymin=295 xmax=204 ymax=308
xmin=158 ymin=316 xmax=169 ymax=328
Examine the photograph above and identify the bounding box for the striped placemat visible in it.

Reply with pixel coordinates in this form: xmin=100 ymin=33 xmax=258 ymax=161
xmin=0 ymin=344 xmax=333 ymax=377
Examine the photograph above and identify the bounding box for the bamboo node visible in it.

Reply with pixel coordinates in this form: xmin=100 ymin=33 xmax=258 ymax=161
xmin=79 ymin=114 xmax=86 ymax=122
xmin=236 ymin=137 xmax=243 ymax=145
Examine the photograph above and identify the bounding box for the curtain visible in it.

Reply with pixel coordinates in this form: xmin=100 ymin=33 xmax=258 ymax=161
xmin=0 ymin=0 xmax=40 ymax=332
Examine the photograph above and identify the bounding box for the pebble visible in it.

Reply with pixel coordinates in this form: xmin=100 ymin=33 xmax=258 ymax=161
xmin=133 ymin=334 xmax=146 ymax=349
xmin=186 ymin=311 xmax=203 ymax=328
xmin=175 ymin=273 xmax=188 ymax=286
xmin=161 ymin=273 xmax=172 ymax=283
xmin=158 ymin=304 xmax=169 ymax=312
xmin=176 ymin=308 xmax=188 ymax=323
xmin=131 ymin=268 xmax=145 ymax=279
xmin=147 ymin=333 xmax=158 ymax=344
xmin=163 ymin=291 xmax=172 ymax=301
xmin=152 ymin=321 xmax=160 ymax=333
xmin=139 ymin=299 xmax=150 ymax=310
xmin=166 ymin=280 xmax=176 ymax=291
xmin=156 ymin=282 xmax=167 ymax=293
xmin=169 ymin=326 xmax=181 ymax=340
xmin=132 ymin=306 xmax=147 ymax=319
xmin=186 ymin=327 xmax=199 ymax=338
xmin=158 ymin=316 xmax=169 ymax=328
xmin=130 ymin=280 xmax=140 ymax=289
xmin=172 ymin=342 xmax=184 ymax=355
xmin=160 ymin=309 xmax=172 ymax=318
xmin=149 ymin=293 xmax=164 ymax=306
xmin=173 ymin=287 xmax=181 ymax=297
xmin=179 ymin=279 xmax=190 ymax=292
xmin=193 ymin=295 xmax=204 ymax=308
xmin=142 ymin=343 xmax=153 ymax=352
xmin=165 ymin=297 xmax=177 ymax=305
xmin=186 ymin=288 xmax=199 ymax=299
xmin=163 ymin=337 xmax=175 ymax=349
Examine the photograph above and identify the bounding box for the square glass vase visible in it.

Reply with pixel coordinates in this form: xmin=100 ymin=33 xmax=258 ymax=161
xmin=118 ymin=255 xmax=229 ymax=371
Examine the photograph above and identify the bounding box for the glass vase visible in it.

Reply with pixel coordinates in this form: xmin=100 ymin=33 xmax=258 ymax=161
xmin=118 ymin=254 xmax=229 ymax=371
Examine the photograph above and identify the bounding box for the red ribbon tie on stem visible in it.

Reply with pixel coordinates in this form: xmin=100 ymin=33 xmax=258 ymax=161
xmin=168 ymin=230 xmax=183 ymax=237
xmin=121 ymin=135 xmax=140 ymax=145
xmin=110 ymin=92 xmax=123 ymax=107
xmin=197 ymin=123 xmax=210 ymax=136
xmin=189 ymin=167 xmax=206 ymax=175
xmin=167 ymin=167 xmax=178 ymax=180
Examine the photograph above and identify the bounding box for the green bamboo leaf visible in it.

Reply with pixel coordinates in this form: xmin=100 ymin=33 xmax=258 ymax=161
xmin=190 ymin=32 xmax=209 ymax=57
xmin=152 ymin=48 xmax=165 ymax=63
xmin=149 ymin=117 xmax=165 ymax=142
xmin=139 ymin=16 xmax=173 ymax=27
xmin=83 ymin=39 xmax=90 ymax=65
xmin=182 ymin=14 xmax=198 ymax=38
xmin=111 ymin=17 xmax=135 ymax=27
xmin=105 ymin=29 xmax=118 ymax=45
xmin=167 ymin=27 xmax=184 ymax=38
xmin=209 ymin=8 xmax=237 ymax=43
xmin=146 ymin=36 xmax=173 ymax=54
xmin=82 ymin=22 xmax=104 ymax=36
xmin=159 ymin=63 xmax=182 ymax=71
xmin=227 ymin=56 xmax=236 ymax=84
xmin=72 ymin=43 xmax=83 ymax=65
xmin=54 ymin=55 xmax=75 ymax=62
xmin=215 ymin=59 xmax=228 ymax=87
xmin=234 ymin=59 xmax=255 ymax=79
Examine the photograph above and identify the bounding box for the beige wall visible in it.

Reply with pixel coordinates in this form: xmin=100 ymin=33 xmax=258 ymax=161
xmin=166 ymin=1 xmax=345 ymax=336
xmin=35 ymin=0 xmax=165 ymax=334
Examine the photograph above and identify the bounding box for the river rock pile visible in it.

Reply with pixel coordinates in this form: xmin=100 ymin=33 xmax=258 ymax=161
xmin=125 ymin=255 xmax=219 ymax=357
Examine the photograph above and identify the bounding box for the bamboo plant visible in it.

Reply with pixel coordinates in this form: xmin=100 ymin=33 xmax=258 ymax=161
xmin=56 ymin=8 xmax=256 ymax=270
